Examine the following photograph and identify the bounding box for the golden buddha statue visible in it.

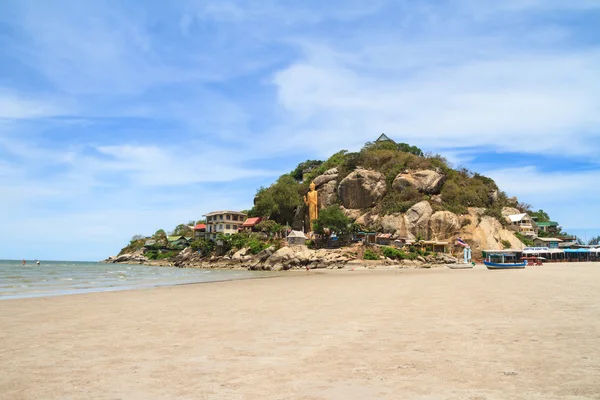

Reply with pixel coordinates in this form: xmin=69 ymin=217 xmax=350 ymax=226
xmin=304 ymin=181 xmax=319 ymax=231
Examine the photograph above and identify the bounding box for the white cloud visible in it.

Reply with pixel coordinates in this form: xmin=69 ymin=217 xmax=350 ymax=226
xmin=0 ymin=91 xmax=66 ymax=119
xmin=271 ymin=35 xmax=600 ymax=157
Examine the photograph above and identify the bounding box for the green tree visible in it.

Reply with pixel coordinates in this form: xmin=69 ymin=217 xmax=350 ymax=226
xmin=255 ymin=219 xmax=283 ymax=236
xmin=131 ymin=234 xmax=145 ymax=242
xmin=313 ymin=205 xmax=355 ymax=238
xmin=153 ymin=229 xmax=166 ymax=239
xmin=397 ymin=142 xmax=424 ymax=157
xmin=250 ymin=175 xmax=302 ymax=224
xmin=588 ymin=236 xmax=600 ymax=246
xmin=291 ymin=160 xmax=323 ymax=182
xmin=173 ymin=223 xmax=192 ymax=236
xmin=530 ymin=209 xmax=550 ymax=223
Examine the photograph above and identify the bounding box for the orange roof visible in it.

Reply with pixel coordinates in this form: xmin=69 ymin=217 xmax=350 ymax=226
xmin=242 ymin=217 xmax=262 ymax=227
xmin=193 ymin=224 xmax=206 ymax=231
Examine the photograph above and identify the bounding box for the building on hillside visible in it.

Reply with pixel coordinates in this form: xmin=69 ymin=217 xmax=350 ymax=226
xmin=422 ymin=240 xmax=449 ymax=253
xmin=193 ymin=223 xmax=206 ymax=240
xmin=204 ymin=211 xmax=247 ymax=241
xmin=558 ymin=236 xmax=579 ymax=249
xmin=506 ymin=213 xmax=538 ymax=237
xmin=241 ymin=217 xmax=262 ymax=232
xmin=287 ymin=230 xmax=307 ymax=245
xmin=376 ymin=233 xmax=392 ymax=245
xmin=375 ymin=133 xmax=395 ymax=144
xmin=167 ymin=236 xmax=189 ymax=247
xmin=536 ymin=221 xmax=560 ymax=234
xmin=356 ymin=231 xmax=377 ymax=244
xmin=533 ymin=237 xmax=563 ymax=249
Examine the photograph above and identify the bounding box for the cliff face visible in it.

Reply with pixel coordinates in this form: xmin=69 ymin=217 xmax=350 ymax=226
xmin=310 ymin=165 xmax=523 ymax=253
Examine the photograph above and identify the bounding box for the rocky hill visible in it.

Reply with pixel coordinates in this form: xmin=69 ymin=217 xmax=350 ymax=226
xmin=250 ymin=140 xmax=527 ymax=257
xmin=109 ymin=139 xmax=538 ymax=267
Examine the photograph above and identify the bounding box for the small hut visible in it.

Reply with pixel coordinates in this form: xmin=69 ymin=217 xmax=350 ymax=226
xmin=287 ymin=230 xmax=307 ymax=245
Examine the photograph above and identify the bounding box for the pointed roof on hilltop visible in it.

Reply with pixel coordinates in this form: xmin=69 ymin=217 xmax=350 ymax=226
xmin=376 ymin=133 xmax=395 ymax=143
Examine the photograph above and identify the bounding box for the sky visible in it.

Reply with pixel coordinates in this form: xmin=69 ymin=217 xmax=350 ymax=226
xmin=1 ymin=0 xmax=600 ymax=261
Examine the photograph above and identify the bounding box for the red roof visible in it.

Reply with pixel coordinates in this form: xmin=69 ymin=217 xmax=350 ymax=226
xmin=193 ymin=224 xmax=206 ymax=231
xmin=242 ymin=217 xmax=262 ymax=227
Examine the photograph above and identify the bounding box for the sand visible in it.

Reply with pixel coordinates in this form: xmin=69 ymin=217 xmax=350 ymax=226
xmin=1 ymin=263 xmax=600 ymax=400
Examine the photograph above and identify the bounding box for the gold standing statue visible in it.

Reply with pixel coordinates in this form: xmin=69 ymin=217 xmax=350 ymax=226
xmin=304 ymin=181 xmax=319 ymax=232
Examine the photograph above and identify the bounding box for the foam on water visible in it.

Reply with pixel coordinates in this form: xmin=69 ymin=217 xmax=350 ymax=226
xmin=0 ymin=260 xmax=269 ymax=299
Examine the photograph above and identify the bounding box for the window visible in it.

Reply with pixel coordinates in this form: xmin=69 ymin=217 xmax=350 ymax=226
xmin=219 ymin=215 xmax=223 ymax=220
xmin=226 ymin=224 xmax=231 ymax=230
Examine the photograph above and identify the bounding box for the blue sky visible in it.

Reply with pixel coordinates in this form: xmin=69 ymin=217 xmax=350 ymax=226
xmin=1 ymin=0 xmax=600 ymax=260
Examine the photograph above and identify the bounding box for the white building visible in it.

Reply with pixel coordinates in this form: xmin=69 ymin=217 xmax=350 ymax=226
xmin=204 ymin=211 xmax=247 ymax=241
xmin=506 ymin=213 xmax=538 ymax=237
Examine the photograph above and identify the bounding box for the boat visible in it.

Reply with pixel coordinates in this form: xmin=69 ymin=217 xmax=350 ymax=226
xmin=446 ymin=263 xmax=474 ymax=269
xmin=484 ymin=252 xmax=526 ymax=269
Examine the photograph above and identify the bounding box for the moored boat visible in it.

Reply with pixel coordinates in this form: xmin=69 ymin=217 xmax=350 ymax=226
xmin=484 ymin=252 xmax=527 ymax=269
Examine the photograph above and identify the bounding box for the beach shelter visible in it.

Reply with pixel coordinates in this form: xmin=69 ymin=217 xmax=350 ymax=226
xmin=564 ymin=248 xmax=590 ymax=262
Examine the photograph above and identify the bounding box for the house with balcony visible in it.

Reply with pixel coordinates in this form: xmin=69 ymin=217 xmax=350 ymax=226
xmin=506 ymin=213 xmax=538 ymax=237
xmin=193 ymin=223 xmax=206 ymax=240
xmin=203 ymin=211 xmax=247 ymax=241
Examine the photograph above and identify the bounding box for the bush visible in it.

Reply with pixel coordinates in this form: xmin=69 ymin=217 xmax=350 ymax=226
xmin=363 ymin=248 xmax=379 ymax=260
xmin=382 ymin=246 xmax=407 ymax=260
xmin=501 ymin=240 xmax=512 ymax=249
xmin=247 ymin=238 xmax=267 ymax=255
xmin=515 ymin=232 xmax=534 ymax=247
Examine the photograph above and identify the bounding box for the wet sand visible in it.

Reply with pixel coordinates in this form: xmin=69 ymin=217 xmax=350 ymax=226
xmin=1 ymin=263 xmax=600 ymax=400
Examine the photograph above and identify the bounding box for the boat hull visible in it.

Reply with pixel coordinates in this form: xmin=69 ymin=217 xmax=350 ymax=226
xmin=446 ymin=264 xmax=473 ymax=269
xmin=484 ymin=261 xmax=527 ymax=269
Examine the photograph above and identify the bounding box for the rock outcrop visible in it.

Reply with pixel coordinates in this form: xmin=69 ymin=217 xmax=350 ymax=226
xmin=313 ymin=167 xmax=338 ymax=187
xmin=404 ymin=201 xmax=433 ymax=237
xmin=457 ymin=208 xmax=524 ymax=258
xmin=429 ymin=211 xmax=460 ymax=240
xmin=338 ymin=168 xmax=387 ymax=209
xmin=313 ymin=167 xmax=339 ymax=208
xmin=392 ymin=170 xmax=445 ymax=194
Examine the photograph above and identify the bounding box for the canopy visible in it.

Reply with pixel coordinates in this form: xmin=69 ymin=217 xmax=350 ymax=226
xmin=523 ymin=248 xmax=563 ymax=254
xmin=564 ymin=248 xmax=590 ymax=253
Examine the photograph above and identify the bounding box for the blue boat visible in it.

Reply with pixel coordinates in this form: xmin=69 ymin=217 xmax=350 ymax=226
xmin=484 ymin=253 xmax=527 ymax=269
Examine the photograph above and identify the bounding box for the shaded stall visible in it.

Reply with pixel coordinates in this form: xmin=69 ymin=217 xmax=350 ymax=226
xmin=564 ymin=248 xmax=590 ymax=262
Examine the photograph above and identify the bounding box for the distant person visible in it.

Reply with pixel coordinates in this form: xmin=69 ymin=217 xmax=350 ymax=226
xmin=36 ymin=260 xmax=40 ymax=265
xmin=22 ymin=259 xmax=26 ymax=265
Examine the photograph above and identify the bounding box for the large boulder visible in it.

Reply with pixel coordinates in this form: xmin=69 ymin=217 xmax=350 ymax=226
xmin=266 ymin=247 xmax=297 ymax=266
xmin=392 ymin=170 xmax=445 ymax=194
xmin=313 ymin=167 xmax=338 ymax=187
xmin=429 ymin=211 xmax=460 ymax=240
xmin=318 ymin=180 xmax=338 ymax=208
xmin=380 ymin=213 xmax=410 ymax=237
xmin=338 ymin=169 xmax=387 ymax=209
xmin=502 ymin=206 xmax=521 ymax=216
xmin=404 ymin=201 xmax=433 ymax=237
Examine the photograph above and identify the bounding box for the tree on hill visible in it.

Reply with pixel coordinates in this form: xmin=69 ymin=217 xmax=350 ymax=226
xmin=530 ymin=209 xmax=550 ymax=222
xmin=313 ymin=205 xmax=358 ymax=239
xmin=153 ymin=229 xmax=166 ymax=239
xmin=250 ymin=174 xmax=302 ymax=224
xmin=173 ymin=223 xmax=192 ymax=236
xmin=255 ymin=220 xmax=284 ymax=236
xmin=291 ymin=160 xmax=323 ymax=182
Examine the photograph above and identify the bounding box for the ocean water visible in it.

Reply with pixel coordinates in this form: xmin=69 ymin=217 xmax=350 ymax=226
xmin=0 ymin=260 xmax=269 ymax=300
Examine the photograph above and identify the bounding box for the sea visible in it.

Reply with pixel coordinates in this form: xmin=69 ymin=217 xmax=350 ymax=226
xmin=0 ymin=260 xmax=269 ymax=300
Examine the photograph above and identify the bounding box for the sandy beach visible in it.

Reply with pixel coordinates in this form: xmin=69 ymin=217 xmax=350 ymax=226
xmin=1 ymin=263 xmax=600 ymax=400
